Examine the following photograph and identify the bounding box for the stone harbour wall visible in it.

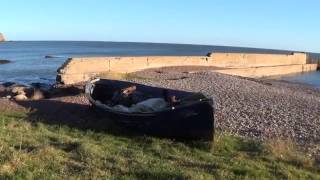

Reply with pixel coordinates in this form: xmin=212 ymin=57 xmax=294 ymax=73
xmin=209 ymin=52 xmax=307 ymax=67
xmin=214 ymin=64 xmax=318 ymax=78
xmin=57 ymin=52 xmax=317 ymax=84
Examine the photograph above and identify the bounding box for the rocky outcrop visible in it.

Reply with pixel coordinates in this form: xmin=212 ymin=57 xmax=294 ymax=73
xmin=0 ymin=83 xmax=52 ymax=101
xmin=0 ymin=33 xmax=5 ymax=42
xmin=0 ymin=82 xmax=86 ymax=101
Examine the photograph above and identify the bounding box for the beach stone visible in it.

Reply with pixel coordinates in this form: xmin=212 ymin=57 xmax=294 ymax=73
xmin=14 ymin=94 xmax=28 ymax=101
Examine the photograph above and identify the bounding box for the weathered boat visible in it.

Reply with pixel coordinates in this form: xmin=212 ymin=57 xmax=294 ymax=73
xmin=85 ymin=78 xmax=214 ymax=141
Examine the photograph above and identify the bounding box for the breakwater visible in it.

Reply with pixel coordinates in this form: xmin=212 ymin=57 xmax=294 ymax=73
xmin=57 ymin=52 xmax=318 ymax=84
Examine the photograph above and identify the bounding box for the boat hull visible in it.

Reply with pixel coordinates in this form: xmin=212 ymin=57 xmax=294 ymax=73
xmin=86 ymin=79 xmax=214 ymax=141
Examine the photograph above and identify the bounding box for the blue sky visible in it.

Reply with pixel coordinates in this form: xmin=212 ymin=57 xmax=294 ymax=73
xmin=1 ymin=0 xmax=319 ymax=52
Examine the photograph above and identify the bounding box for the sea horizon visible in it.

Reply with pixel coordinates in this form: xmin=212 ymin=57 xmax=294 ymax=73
xmin=3 ymin=40 xmax=320 ymax=55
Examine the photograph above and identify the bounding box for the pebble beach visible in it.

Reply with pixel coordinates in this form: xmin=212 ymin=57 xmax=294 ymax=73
xmin=130 ymin=67 xmax=320 ymax=151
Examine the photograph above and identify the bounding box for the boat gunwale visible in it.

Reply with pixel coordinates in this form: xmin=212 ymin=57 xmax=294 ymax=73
xmin=85 ymin=79 xmax=214 ymax=116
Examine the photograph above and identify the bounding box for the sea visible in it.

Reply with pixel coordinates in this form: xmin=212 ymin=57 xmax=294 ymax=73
xmin=0 ymin=41 xmax=319 ymax=88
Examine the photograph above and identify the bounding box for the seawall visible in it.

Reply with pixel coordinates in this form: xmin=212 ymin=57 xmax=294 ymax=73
xmin=57 ymin=52 xmax=318 ymax=84
xmin=214 ymin=64 xmax=318 ymax=78
xmin=208 ymin=52 xmax=307 ymax=67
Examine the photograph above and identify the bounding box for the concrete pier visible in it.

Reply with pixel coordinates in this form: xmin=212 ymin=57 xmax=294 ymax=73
xmin=57 ymin=52 xmax=318 ymax=84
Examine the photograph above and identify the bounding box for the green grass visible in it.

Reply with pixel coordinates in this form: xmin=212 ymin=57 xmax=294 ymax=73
xmin=0 ymin=111 xmax=319 ymax=179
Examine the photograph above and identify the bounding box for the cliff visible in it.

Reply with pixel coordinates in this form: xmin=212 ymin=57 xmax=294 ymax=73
xmin=0 ymin=33 xmax=5 ymax=42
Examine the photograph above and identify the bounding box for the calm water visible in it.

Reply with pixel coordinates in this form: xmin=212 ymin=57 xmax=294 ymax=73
xmin=280 ymin=71 xmax=320 ymax=89
xmin=0 ymin=41 xmax=319 ymax=87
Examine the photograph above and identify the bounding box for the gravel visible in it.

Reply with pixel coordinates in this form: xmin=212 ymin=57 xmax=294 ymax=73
xmin=130 ymin=67 xmax=320 ymax=146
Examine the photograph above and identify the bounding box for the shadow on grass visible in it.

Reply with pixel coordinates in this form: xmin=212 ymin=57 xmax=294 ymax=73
xmin=213 ymin=134 xmax=264 ymax=159
xmin=15 ymin=99 xmax=212 ymax=151
xmin=238 ymin=139 xmax=264 ymax=157
xmin=15 ymin=99 xmax=129 ymax=137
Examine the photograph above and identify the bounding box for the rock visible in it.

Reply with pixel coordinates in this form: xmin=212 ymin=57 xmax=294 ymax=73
xmin=45 ymin=55 xmax=62 ymax=59
xmin=206 ymin=52 xmax=214 ymax=57
xmin=45 ymin=55 xmax=54 ymax=58
xmin=30 ymin=83 xmax=52 ymax=92
xmin=12 ymin=86 xmax=27 ymax=95
xmin=30 ymin=89 xmax=45 ymax=100
xmin=0 ymin=60 xmax=11 ymax=64
xmin=29 ymin=83 xmax=52 ymax=100
xmin=14 ymin=94 xmax=28 ymax=101
xmin=5 ymin=83 xmax=51 ymax=100
xmin=0 ymin=33 xmax=5 ymax=42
